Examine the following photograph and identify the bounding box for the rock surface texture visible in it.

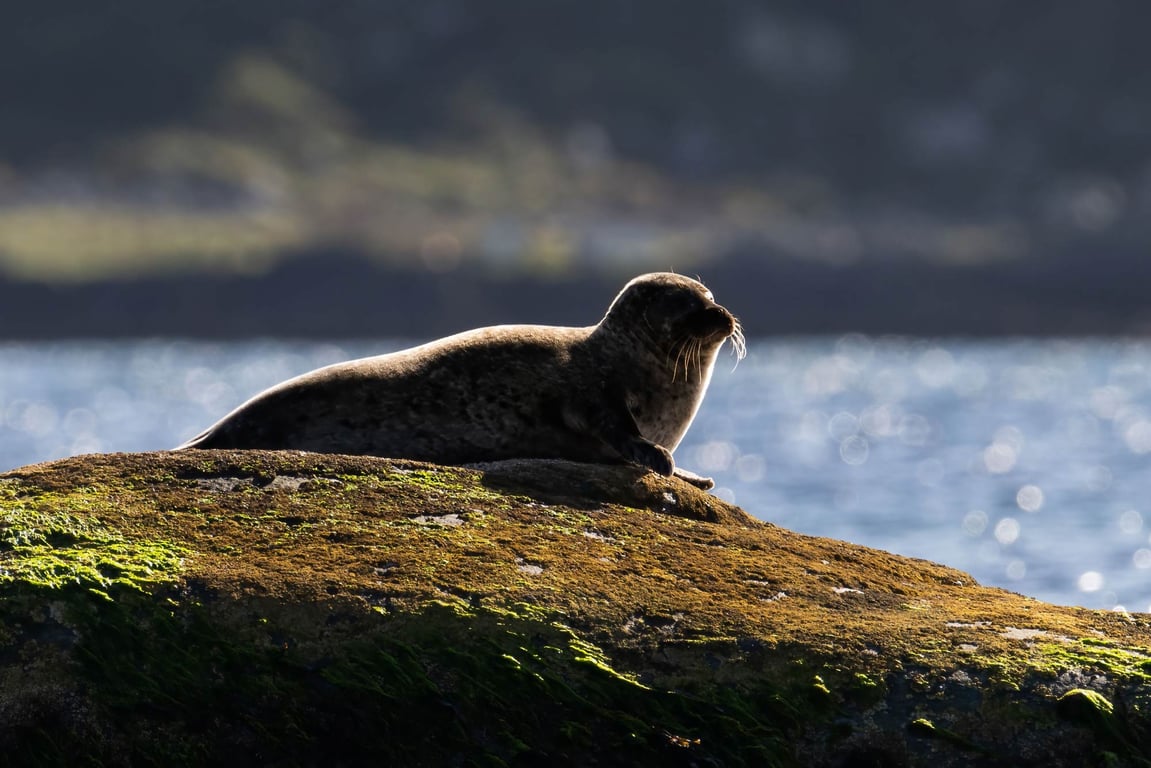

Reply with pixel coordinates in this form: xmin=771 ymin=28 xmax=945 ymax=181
xmin=1 ymin=450 xmax=1149 ymax=766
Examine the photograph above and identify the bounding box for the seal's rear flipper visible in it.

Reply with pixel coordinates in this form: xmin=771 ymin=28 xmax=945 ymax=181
xmin=173 ymin=424 xmax=218 ymax=450
xmin=672 ymin=467 xmax=714 ymax=491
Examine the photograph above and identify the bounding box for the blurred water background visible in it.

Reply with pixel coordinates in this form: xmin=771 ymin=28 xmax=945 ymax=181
xmin=2 ymin=335 xmax=1149 ymax=613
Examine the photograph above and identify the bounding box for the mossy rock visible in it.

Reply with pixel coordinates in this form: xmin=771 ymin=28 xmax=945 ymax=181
xmin=1 ymin=451 xmax=1150 ymax=766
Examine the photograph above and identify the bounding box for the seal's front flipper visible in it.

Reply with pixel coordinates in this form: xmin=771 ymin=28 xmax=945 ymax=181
xmin=671 ymin=467 xmax=715 ymax=490
xmin=563 ymin=396 xmax=675 ymax=477
xmin=622 ymin=440 xmax=674 ymax=477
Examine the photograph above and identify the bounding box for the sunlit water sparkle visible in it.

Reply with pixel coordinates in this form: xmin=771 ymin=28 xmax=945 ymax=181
xmin=2 ymin=337 xmax=1149 ymax=612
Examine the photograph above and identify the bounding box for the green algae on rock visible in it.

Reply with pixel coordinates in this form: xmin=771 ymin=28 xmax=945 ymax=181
xmin=0 ymin=505 xmax=187 ymax=595
xmin=1 ymin=450 xmax=1150 ymax=766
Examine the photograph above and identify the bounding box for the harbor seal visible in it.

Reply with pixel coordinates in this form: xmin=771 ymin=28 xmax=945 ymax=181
xmin=176 ymin=272 xmax=745 ymax=489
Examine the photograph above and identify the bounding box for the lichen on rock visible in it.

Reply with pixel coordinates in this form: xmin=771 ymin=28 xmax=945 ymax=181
xmin=1 ymin=450 xmax=1150 ymax=766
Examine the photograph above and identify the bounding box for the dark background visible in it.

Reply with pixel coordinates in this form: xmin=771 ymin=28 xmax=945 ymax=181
xmin=3 ymin=2 xmax=1150 ymax=338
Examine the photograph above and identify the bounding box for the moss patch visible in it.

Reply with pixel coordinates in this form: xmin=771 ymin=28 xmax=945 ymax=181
xmin=0 ymin=505 xmax=187 ymax=594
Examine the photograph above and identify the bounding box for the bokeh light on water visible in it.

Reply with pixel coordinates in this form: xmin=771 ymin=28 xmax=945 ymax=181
xmin=2 ymin=335 xmax=1151 ymax=612
xmin=683 ymin=335 xmax=1151 ymax=613
xmin=0 ymin=340 xmax=361 ymax=470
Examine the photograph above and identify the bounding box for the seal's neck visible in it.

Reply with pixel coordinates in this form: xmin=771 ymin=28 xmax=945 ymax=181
xmin=612 ymin=333 xmax=725 ymax=451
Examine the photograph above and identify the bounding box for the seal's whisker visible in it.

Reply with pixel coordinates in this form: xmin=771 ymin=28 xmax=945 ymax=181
xmin=672 ymin=336 xmax=690 ymax=384
xmin=668 ymin=337 xmax=679 ymax=381
xmin=727 ymin=320 xmax=747 ymax=371
xmin=678 ymin=330 xmax=703 ymax=383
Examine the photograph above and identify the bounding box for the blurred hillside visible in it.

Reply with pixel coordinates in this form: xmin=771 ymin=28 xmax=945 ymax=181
xmin=2 ymin=2 xmax=1150 ymax=336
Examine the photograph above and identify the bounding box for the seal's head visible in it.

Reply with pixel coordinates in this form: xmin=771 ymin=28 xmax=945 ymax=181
xmin=600 ymin=272 xmax=745 ymax=371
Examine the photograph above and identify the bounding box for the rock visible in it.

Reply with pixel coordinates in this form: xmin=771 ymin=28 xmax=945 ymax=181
xmin=1 ymin=450 xmax=1149 ymax=766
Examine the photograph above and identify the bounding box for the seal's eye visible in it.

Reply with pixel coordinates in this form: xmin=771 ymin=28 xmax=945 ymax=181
xmin=704 ymin=291 xmax=714 ymax=302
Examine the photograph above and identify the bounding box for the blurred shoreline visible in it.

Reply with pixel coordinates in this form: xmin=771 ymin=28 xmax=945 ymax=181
xmin=5 ymin=4 xmax=1151 ymax=340
xmin=4 ymin=249 xmax=1150 ymax=341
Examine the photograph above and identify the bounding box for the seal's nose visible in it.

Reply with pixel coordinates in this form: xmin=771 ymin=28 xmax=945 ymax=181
xmin=707 ymin=305 xmax=736 ymax=334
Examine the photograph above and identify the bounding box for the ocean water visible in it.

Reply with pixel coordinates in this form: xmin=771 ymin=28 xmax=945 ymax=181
xmin=1 ymin=336 xmax=1149 ymax=613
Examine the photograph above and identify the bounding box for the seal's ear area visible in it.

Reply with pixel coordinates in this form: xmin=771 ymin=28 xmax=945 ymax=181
xmin=604 ymin=273 xmax=729 ymax=350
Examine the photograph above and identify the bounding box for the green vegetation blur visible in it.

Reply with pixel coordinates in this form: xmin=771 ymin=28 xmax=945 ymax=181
xmin=3 ymin=3 xmax=1147 ymax=285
